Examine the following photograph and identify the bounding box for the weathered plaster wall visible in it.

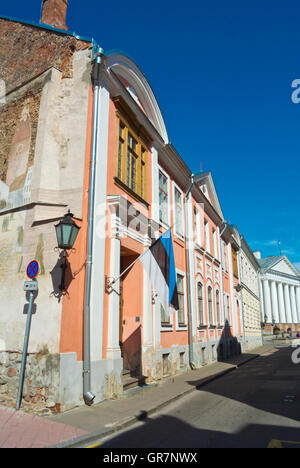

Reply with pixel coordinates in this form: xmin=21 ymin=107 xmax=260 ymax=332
xmin=0 ymin=18 xmax=92 ymax=407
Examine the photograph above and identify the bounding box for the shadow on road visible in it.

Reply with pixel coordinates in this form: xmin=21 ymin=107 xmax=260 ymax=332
xmin=101 ymin=347 xmax=300 ymax=448
xmin=101 ymin=412 xmax=300 ymax=448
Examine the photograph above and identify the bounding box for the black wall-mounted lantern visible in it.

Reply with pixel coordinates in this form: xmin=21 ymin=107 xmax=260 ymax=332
xmin=54 ymin=210 xmax=80 ymax=291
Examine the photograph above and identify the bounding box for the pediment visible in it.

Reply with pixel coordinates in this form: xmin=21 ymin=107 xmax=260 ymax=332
xmin=195 ymin=172 xmax=224 ymax=220
xmin=271 ymin=258 xmax=299 ymax=277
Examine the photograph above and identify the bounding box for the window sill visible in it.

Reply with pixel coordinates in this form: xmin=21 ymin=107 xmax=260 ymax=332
xmin=209 ymin=325 xmax=217 ymax=329
xmin=113 ymin=177 xmax=149 ymax=207
xmin=174 ymin=233 xmax=185 ymax=243
xmin=198 ymin=325 xmax=207 ymax=330
xmin=194 ymin=243 xmax=205 ymax=254
xmin=159 ymin=221 xmax=170 ymax=231
xmin=205 ymin=251 xmax=214 ymax=261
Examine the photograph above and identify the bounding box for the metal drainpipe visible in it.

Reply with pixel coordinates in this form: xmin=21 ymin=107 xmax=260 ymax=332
xmin=219 ymin=222 xmax=227 ymax=325
xmin=185 ymin=174 xmax=196 ymax=369
xmin=82 ymin=49 xmax=104 ymax=406
xmin=236 ymin=239 xmax=246 ymax=352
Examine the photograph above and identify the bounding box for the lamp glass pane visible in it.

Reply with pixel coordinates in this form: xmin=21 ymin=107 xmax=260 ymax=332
xmin=62 ymin=225 xmax=72 ymax=248
xmin=69 ymin=225 xmax=79 ymax=248
xmin=55 ymin=224 xmax=63 ymax=247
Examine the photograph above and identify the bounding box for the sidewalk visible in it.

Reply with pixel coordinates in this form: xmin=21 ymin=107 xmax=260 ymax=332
xmin=0 ymin=345 xmax=275 ymax=448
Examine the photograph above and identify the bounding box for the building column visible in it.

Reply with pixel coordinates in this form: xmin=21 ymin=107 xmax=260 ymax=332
xmin=284 ymin=283 xmax=292 ymax=324
xmin=290 ymin=286 xmax=298 ymax=323
xmin=263 ymin=279 xmax=272 ymax=323
xmin=259 ymin=278 xmax=265 ymax=323
xmin=296 ymin=287 xmax=300 ymax=323
xmin=277 ymin=282 xmax=286 ymax=324
xmin=270 ymin=281 xmax=279 ymax=323
xmin=106 ymin=222 xmax=122 ymax=360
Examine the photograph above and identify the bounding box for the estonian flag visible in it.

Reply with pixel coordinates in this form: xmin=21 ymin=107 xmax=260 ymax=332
xmin=140 ymin=229 xmax=179 ymax=314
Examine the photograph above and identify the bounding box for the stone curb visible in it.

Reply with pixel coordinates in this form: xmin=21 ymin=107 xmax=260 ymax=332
xmin=50 ymin=353 xmax=260 ymax=448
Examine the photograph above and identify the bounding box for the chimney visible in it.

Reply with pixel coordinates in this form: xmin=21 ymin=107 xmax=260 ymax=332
xmin=253 ymin=251 xmax=261 ymax=260
xmin=41 ymin=0 xmax=68 ymax=31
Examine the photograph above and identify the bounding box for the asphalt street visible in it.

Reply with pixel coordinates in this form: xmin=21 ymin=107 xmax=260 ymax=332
xmin=99 ymin=346 xmax=300 ymax=448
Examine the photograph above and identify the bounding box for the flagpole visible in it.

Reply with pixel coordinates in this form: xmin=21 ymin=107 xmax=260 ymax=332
xmin=105 ymin=224 xmax=175 ymax=291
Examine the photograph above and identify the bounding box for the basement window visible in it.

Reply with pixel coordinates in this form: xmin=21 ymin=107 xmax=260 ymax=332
xmin=162 ymin=353 xmax=169 ymax=376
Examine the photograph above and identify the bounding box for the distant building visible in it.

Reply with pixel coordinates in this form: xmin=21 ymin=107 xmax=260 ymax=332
xmin=255 ymin=253 xmax=300 ymax=333
xmin=239 ymin=238 xmax=262 ymax=349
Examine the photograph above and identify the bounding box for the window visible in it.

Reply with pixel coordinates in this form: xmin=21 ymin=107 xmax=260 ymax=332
xmin=216 ymin=290 xmax=221 ymax=325
xmin=194 ymin=206 xmax=201 ymax=246
xmin=117 ymin=121 xmax=125 ymax=180
xmin=162 ymin=353 xmax=169 ymax=376
xmin=116 ymin=118 xmax=147 ymax=199
xmin=174 ymin=187 xmax=183 ymax=237
xmin=197 ymin=282 xmax=205 ymax=325
xmin=179 ymin=352 xmax=185 ymax=368
xmin=205 ymin=219 xmax=210 ymax=252
xmin=226 ymin=295 xmax=230 ymax=324
xmin=232 ymin=247 xmax=239 ymax=279
xmin=208 ymin=286 xmax=213 ymax=325
xmin=223 ymin=241 xmax=228 ymax=272
xmin=177 ymin=274 xmax=185 ymax=325
xmin=161 ymin=304 xmax=170 ymax=325
xmin=213 ymin=228 xmax=218 ymax=259
xmin=159 ymin=170 xmax=169 ymax=225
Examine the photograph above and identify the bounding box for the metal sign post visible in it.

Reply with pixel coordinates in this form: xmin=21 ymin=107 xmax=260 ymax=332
xmin=16 ymin=262 xmax=39 ymax=410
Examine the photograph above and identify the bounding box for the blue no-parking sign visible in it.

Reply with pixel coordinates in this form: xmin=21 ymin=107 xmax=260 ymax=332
xmin=26 ymin=260 xmax=39 ymax=279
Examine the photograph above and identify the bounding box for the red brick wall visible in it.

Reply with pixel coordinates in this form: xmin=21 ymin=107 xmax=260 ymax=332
xmin=0 ymin=18 xmax=90 ymax=94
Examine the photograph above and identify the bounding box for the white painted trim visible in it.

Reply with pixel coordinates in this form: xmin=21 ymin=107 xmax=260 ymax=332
xmin=158 ymin=164 xmax=171 ymax=228
xmin=172 ymin=181 xmax=185 ymax=240
xmin=175 ymin=268 xmax=188 ymax=331
xmin=90 ymin=83 xmax=110 ymax=362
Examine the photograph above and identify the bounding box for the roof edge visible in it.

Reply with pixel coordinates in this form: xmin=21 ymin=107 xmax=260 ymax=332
xmin=0 ymin=14 xmax=96 ymax=44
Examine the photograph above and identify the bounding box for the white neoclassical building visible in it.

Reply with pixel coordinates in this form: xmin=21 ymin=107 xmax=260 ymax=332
xmin=254 ymin=253 xmax=300 ymax=332
xmin=239 ymin=238 xmax=262 ymax=349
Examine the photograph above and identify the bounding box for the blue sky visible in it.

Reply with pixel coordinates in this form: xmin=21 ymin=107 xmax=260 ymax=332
xmin=2 ymin=1 xmax=300 ymax=270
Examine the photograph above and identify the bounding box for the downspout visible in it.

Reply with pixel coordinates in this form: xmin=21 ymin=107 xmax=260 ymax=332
xmin=185 ymin=174 xmax=196 ymax=369
xmin=82 ymin=48 xmax=104 ymax=405
xmin=219 ymin=222 xmax=227 ymax=324
xmin=237 ymin=238 xmax=246 ymax=352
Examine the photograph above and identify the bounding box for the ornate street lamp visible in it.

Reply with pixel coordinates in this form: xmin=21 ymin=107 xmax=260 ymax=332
xmin=54 ymin=210 xmax=80 ymax=291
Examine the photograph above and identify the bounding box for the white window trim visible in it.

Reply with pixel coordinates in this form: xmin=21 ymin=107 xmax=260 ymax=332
xmin=173 ymin=182 xmax=185 ymax=240
xmin=175 ymin=268 xmax=188 ymax=331
xmin=207 ymin=282 xmax=215 ymax=327
xmin=159 ymin=295 xmax=174 ymax=332
xmin=225 ymin=293 xmax=231 ymax=325
xmin=158 ymin=165 xmax=171 ymax=229
xmin=194 ymin=205 xmax=202 ymax=248
xmin=196 ymin=278 xmax=206 ymax=327
xmin=204 ymin=219 xmax=210 ymax=254
xmin=213 ymin=228 xmax=218 ymax=260
xmin=215 ymin=287 xmax=222 ymax=326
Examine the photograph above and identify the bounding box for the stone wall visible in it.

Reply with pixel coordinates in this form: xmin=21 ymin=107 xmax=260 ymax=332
xmin=0 ymin=350 xmax=60 ymax=410
xmin=0 ymin=17 xmax=92 ymax=409
xmin=0 ymin=18 xmax=89 ymax=94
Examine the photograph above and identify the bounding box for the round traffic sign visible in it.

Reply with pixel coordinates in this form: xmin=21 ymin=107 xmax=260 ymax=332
xmin=26 ymin=261 xmax=39 ymax=279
